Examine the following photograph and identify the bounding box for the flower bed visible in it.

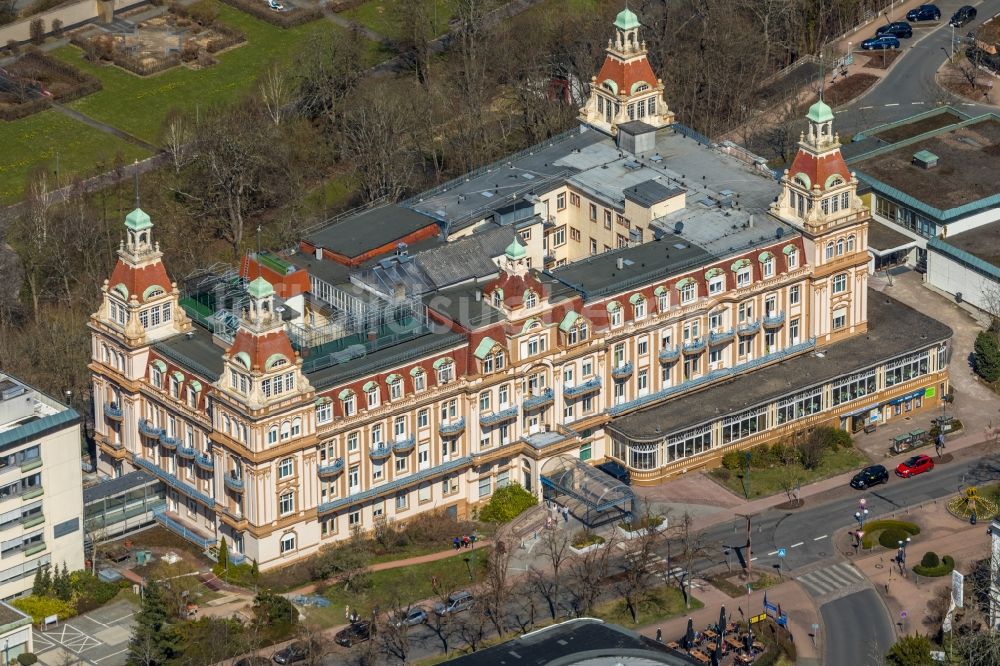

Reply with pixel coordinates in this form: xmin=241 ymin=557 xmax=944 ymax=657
xmin=616 ymin=516 xmax=667 ymax=540
xmin=570 ymin=531 xmax=606 ymax=555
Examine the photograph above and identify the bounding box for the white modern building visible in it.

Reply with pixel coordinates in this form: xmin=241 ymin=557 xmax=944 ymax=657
xmin=0 ymin=374 xmax=85 ymax=599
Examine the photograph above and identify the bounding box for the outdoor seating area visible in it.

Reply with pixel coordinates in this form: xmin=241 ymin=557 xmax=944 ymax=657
xmin=665 ymin=609 xmax=771 ymax=666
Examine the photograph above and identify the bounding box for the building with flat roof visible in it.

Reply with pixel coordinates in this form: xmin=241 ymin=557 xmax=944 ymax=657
xmin=88 ymin=8 xmax=949 ymax=568
xmin=0 ymin=373 xmax=84 ymax=599
xmin=846 ymin=107 xmax=1000 ymax=271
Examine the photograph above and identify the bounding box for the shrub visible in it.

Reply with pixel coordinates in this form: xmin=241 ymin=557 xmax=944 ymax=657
xmin=914 ymin=555 xmax=955 ymax=577
xmin=721 ymin=451 xmax=743 ymax=470
xmin=920 ymin=551 xmax=940 ymax=568
xmin=879 ymin=528 xmax=909 ymax=549
xmin=479 ymin=483 xmax=537 ymax=523
xmin=975 ymin=331 xmax=1000 ymax=383
xmin=50 ymin=19 xmax=63 ymax=37
xmin=12 ymin=595 xmax=76 ymax=624
xmin=750 ymin=445 xmax=772 ymax=468
xmin=860 ymin=520 xmax=921 ymax=549
xmin=17 ymin=654 xmax=38 ymax=666
xmin=713 ymin=467 xmax=731 ymax=481
xmin=886 ymin=633 xmax=932 ymax=666
xmin=571 ymin=531 xmax=604 ymax=549
xmin=184 ymin=0 xmax=219 ymax=26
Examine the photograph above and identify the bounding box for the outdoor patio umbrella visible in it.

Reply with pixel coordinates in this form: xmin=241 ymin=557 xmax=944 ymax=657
xmin=719 ymin=605 xmax=727 ymax=635
xmin=711 ymin=648 xmax=720 ymax=666
xmin=716 ymin=631 xmax=724 ymax=657
xmin=685 ymin=618 xmax=695 ymax=649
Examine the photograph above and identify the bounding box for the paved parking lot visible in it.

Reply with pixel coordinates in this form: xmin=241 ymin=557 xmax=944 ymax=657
xmin=33 ymin=600 xmax=136 ymax=666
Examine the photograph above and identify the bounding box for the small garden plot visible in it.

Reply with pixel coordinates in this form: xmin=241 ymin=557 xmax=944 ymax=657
xmin=0 ymin=49 xmax=101 ymax=120
xmin=72 ymin=1 xmax=245 ymax=76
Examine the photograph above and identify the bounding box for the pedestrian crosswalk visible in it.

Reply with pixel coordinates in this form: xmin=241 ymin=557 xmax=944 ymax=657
xmin=797 ymin=562 xmax=866 ymax=597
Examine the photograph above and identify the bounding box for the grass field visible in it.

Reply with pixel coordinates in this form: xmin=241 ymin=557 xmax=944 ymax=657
xmin=303 ymin=549 xmax=490 ymax=627
xmin=343 ymin=0 xmax=459 ymax=41
xmin=0 ymin=110 xmax=149 ymax=203
xmin=51 ymin=3 xmax=378 ymax=143
xmin=590 ymin=585 xmax=700 ymax=628
xmin=710 ymin=447 xmax=870 ymax=500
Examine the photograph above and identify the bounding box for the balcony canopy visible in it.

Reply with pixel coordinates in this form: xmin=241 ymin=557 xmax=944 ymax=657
xmin=540 ymin=455 xmax=635 ymax=526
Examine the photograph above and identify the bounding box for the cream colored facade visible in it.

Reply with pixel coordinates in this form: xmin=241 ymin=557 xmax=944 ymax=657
xmin=0 ymin=374 xmax=85 ymax=600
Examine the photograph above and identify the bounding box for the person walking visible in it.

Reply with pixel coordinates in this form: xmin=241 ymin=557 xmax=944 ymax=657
xmin=453 ymin=536 xmax=460 ymax=550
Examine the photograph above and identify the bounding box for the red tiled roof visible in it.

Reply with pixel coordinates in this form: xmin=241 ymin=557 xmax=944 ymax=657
xmin=227 ymin=329 xmax=296 ymax=372
xmin=108 ymin=260 xmax=173 ymax=303
xmin=788 ymin=149 xmax=851 ymax=192
xmin=595 ymin=55 xmax=658 ymax=96
xmin=485 ymin=271 xmax=545 ymax=308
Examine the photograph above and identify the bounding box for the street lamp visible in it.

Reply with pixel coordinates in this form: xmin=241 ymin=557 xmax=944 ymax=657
xmin=854 ymin=498 xmax=869 ymax=529
xmin=896 ymin=537 xmax=911 ymax=573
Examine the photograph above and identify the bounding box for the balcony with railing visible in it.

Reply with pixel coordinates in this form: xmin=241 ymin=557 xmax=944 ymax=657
xmin=318 ymin=458 xmax=344 ymax=479
xmin=708 ymin=328 xmax=735 ymax=346
xmin=392 ymin=436 xmax=416 ymax=454
xmin=610 ymin=362 xmax=633 ymax=380
xmin=564 ymin=377 xmax=601 ymax=398
xmin=439 ymin=417 xmax=466 ymax=436
xmin=738 ymin=320 xmax=761 ymax=336
xmin=224 ymin=472 xmax=245 ymax=492
xmin=177 ymin=445 xmax=196 ymax=460
xmin=104 ymin=403 xmax=123 ymax=421
xmin=523 ymin=389 xmax=555 ymax=411
xmin=138 ymin=420 xmax=163 ymax=440
xmin=195 ymin=453 xmax=214 ymax=472
xmin=658 ymin=347 xmax=680 ymax=364
xmin=480 ymin=406 xmax=518 ymax=427
xmin=369 ymin=443 xmax=392 ymax=460
xmin=160 ymin=434 xmax=180 ymax=451
xmin=763 ymin=312 xmax=786 ymax=328
xmin=683 ymin=338 xmax=706 ymax=354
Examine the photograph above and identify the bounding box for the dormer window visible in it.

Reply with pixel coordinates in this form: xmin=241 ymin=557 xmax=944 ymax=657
xmin=607 ymin=302 xmax=623 ymax=328
xmin=678 ymin=279 xmax=697 ymax=304
xmin=411 ymin=369 xmax=426 ymax=392
xmin=524 ymin=290 xmax=537 ymax=309
xmin=761 ymin=256 xmax=774 ymax=279
xmin=631 ymin=296 xmax=647 ymax=320
xmin=434 ymin=359 xmax=455 ymax=385
xmin=388 ymin=375 xmax=403 ymax=400
xmin=737 ymin=266 xmax=752 ymax=288
xmin=787 ymin=249 xmax=799 ymax=269
xmin=365 ymin=382 xmax=380 ymax=409
xmin=340 ymin=390 xmax=356 ymax=417
xmin=568 ymin=322 xmax=588 ymax=345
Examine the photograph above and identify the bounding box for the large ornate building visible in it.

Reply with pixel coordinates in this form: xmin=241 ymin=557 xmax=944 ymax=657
xmin=89 ymin=9 xmax=951 ymax=569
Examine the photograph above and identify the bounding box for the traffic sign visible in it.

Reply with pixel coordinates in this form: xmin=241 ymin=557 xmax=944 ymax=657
xmin=900 ymin=610 xmax=908 ymax=619
xmin=750 ymin=613 xmax=767 ymax=624
xmin=777 ymin=548 xmax=787 ymax=558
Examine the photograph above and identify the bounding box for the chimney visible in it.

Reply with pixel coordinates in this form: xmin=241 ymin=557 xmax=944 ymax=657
xmin=616 ymin=257 xmax=625 ymax=270
xmin=748 ymin=214 xmax=754 ymax=228
xmin=314 ymin=247 xmax=322 ymax=260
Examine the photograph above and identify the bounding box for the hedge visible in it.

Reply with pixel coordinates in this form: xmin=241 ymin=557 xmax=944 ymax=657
xmin=860 ymin=519 xmax=920 ymax=549
xmin=12 ymin=596 xmax=76 ymax=624
xmin=0 ymin=48 xmax=102 ymax=119
xmin=878 ymin=528 xmax=910 ymax=549
xmin=914 ymin=555 xmax=955 ymax=577
xmin=216 ymin=0 xmax=323 ymax=28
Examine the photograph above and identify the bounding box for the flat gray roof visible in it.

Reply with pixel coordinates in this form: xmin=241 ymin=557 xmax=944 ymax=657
xmin=548 ymin=233 xmax=712 ymax=299
xmin=624 ymin=179 xmax=685 ymax=207
xmin=936 ymin=218 xmax=1000 ymax=266
xmin=426 ymin=282 xmax=507 ymax=329
xmin=154 ymin=328 xmax=226 ymax=381
xmin=868 ymin=222 xmax=916 ymax=252
xmin=84 ymin=470 xmax=159 ymax=504
xmin=608 ymin=290 xmax=952 ymax=441
xmin=305 ymin=206 xmax=437 ymax=259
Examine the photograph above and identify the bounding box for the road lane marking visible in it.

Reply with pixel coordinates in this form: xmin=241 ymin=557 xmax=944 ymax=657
xmin=884 ymin=103 xmax=900 ymax=107
xmin=814 ymin=535 xmax=828 ymax=541
xmin=911 ymin=101 xmax=925 ymax=105
xmin=750 ymin=557 xmax=758 ymax=562
xmin=791 ymin=542 xmax=804 ymax=548
xmin=767 ymin=551 xmax=778 ymax=556
xmin=860 ymin=106 xmax=874 ymax=109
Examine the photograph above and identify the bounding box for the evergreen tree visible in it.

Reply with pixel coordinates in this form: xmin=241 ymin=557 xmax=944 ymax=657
xmin=31 ymin=566 xmax=46 ymax=597
xmin=251 ymin=559 xmax=259 ymax=581
xmin=127 ymin=581 xmax=176 ymax=666
xmin=217 ymin=537 xmax=229 ymax=571
xmin=54 ymin=563 xmax=72 ymax=601
xmin=40 ymin=565 xmax=51 ymax=596
xmin=974 ymin=331 xmax=1000 ymax=382
xmin=886 ymin=633 xmax=932 ymax=666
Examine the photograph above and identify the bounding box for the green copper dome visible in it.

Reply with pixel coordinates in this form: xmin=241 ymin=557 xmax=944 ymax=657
xmin=614 ymin=6 xmax=640 ymax=30
xmin=806 ymin=98 xmax=834 ymax=124
xmin=247 ymin=276 xmax=274 ymax=299
xmin=505 ymin=239 xmax=526 ymax=260
xmin=124 ymin=207 xmax=152 ymax=231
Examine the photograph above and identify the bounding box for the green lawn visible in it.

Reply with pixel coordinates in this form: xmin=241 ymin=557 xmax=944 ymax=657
xmin=0 ymin=110 xmax=149 ymax=203
xmin=590 ymin=585 xmax=700 ymax=628
xmin=343 ymin=0 xmax=459 ymax=41
xmin=710 ymin=447 xmax=870 ymax=501
xmin=51 ymin=3 xmax=379 ymax=143
xmin=303 ymin=549 xmax=490 ymax=627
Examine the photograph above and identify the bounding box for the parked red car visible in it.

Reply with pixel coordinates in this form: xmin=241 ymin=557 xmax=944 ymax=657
xmin=896 ymin=454 xmax=934 ymax=478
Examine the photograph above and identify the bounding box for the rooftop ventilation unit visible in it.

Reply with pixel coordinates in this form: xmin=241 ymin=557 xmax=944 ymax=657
xmin=624 ymin=160 xmax=642 ymax=170
xmin=650 ymin=153 xmax=663 ymax=163
xmin=674 ymin=221 xmax=684 ymax=235
xmin=912 ymin=150 xmax=938 ymax=170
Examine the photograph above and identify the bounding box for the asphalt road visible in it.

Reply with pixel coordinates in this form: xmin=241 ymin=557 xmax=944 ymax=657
xmin=695 ymin=449 xmax=1000 ymax=573
xmin=835 ymin=0 xmax=1000 ymax=135
xmin=822 ymin=589 xmax=897 ymax=665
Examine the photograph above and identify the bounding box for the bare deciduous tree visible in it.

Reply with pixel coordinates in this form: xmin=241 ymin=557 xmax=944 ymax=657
xmin=258 ymin=63 xmax=292 ymax=127
xmin=532 ymin=528 xmax=572 ymax=620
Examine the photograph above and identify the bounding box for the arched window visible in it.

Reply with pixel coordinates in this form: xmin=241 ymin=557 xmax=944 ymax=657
xmin=291 ymin=418 xmax=302 ymax=437
xmin=524 ymin=290 xmax=537 ymax=308
xmin=493 ymin=350 xmax=505 ymax=370
xmin=280 ymin=421 xmax=291 ymax=441
xmin=267 ymin=427 xmax=278 ymax=445
xmin=847 ymin=235 xmax=856 ymax=253
xmin=278 ymin=457 xmax=294 ymax=478
xmin=825 ymin=242 xmax=834 ymax=260
xmin=491 ymin=290 xmax=503 ymax=308
xmin=280 ymin=531 xmax=296 ymax=552
xmin=223 ymin=414 xmax=231 ymax=434
xmin=836 ymin=238 xmax=845 ymax=256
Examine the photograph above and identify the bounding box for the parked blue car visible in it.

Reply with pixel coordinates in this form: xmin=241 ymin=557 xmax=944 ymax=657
xmin=906 ymin=4 xmax=941 ymax=21
xmin=861 ymin=35 xmax=901 ymax=50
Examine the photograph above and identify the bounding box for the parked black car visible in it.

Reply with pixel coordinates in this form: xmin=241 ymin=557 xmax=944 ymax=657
xmin=596 ymin=460 xmax=631 ymax=485
xmin=850 ymin=464 xmax=889 ymax=490
xmin=272 ymin=642 xmax=309 ymax=664
xmin=906 ymin=4 xmax=941 ymax=21
xmin=950 ymin=5 xmax=977 ymax=27
xmin=335 ymin=621 xmax=373 ymax=647
xmin=876 ymin=21 xmax=913 ymax=38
